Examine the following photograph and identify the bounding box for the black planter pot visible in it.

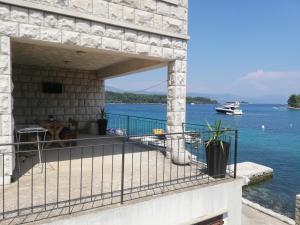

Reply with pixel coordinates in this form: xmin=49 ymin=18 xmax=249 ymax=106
xmin=205 ymin=141 xmax=229 ymax=178
xmin=97 ymin=119 xmax=108 ymax=135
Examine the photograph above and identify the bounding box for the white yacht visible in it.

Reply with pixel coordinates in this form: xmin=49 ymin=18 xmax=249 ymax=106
xmin=215 ymin=101 xmax=244 ymax=115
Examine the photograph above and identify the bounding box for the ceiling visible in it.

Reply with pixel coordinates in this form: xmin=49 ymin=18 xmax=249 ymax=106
xmin=11 ymin=40 xmax=131 ymax=71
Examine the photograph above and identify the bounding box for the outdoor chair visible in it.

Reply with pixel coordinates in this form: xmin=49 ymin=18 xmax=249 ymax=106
xmin=60 ymin=118 xmax=79 ymax=146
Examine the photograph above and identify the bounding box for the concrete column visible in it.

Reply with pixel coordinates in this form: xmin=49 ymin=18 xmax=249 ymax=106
xmin=0 ymin=36 xmax=14 ymax=184
xmin=167 ymin=60 xmax=190 ymax=164
xmin=296 ymin=195 xmax=300 ymax=225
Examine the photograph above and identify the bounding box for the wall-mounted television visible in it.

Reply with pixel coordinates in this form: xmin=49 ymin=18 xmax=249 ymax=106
xmin=42 ymin=82 xmax=63 ymax=94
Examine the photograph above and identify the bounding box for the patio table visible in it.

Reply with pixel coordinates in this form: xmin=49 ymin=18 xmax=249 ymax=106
xmin=15 ymin=127 xmax=48 ymax=165
xmin=39 ymin=120 xmax=65 ymax=148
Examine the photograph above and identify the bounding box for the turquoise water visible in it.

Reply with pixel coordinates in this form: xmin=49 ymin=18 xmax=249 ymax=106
xmin=106 ymin=103 xmax=300 ymax=218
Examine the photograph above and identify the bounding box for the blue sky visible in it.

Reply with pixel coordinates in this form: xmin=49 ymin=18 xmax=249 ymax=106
xmin=107 ymin=0 xmax=300 ymax=100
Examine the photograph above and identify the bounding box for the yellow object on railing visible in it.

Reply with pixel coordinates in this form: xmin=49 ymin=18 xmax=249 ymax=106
xmin=152 ymin=129 xmax=165 ymax=135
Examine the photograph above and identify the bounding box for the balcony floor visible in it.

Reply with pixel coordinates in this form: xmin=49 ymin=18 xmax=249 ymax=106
xmin=0 ymin=135 xmax=230 ymax=224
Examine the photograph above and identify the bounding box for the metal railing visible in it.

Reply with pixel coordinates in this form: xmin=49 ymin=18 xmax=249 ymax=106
xmin=107 ymin=113 xmax=166 ymax=136
xmin=0 ymin=129 xmax=238 ymax=224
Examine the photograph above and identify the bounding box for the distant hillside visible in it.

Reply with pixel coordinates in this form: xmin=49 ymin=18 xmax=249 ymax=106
xmin=106 ymin=91 xmax=218 ymax=104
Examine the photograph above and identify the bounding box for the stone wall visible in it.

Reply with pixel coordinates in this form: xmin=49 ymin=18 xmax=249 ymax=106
xmin=296 ymin=195 xmax=300 ymax=225
xmin=0 ymin=36 xmax=14 ymax=183
xmin=4 ymin=0 xmax=188 ymax=35
xmin=0 ymin=3 xmax=187 ymax=60
xmin=12 ymin=65 xmax=105 ymax=129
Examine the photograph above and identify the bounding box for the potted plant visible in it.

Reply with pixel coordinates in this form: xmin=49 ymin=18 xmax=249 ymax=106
xmin=97 ymin=107 xmax=108 ymax=135
xmin=205 ymin=120 xmax=230 ymax=178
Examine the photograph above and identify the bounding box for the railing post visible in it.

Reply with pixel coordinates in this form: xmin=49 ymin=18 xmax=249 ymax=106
xmin=120 ymin=139 xmax=125 ymax=204
xmin=234 ymin=129 xmax=238 ymax=178
xmin=127 ymin=116 xmax=130 ymax=136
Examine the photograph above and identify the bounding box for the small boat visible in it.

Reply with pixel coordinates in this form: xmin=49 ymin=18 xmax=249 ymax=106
xmin=190 ymin=102 xmax=195 ymax=105
xmin=215 ymin=101 xmax=244 ymax=115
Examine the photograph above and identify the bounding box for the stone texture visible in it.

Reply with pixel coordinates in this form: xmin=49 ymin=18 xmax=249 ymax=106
xmin=163 ymin=17 xmax=183 ymax=33
xmin=106 ymin=25 xmax=124 ymax=39
xmin=17 ymin=0 xmax=189 ymax=35
xmin=81 ymin=33 xmax=101 ymax=48
xmin=58 ymin=16 xmax=75 ymax=31
xmin=123 ymin=6 xmax=135 ymax=24
xmin=93 ymin=0 xmax=108 ymax=18
xmin=0 ymin=3 xmax=10 ymax=20
xmin=136 ymin=43 xmax=150 ymax=55
xmin=135 ymin=10 xmax=153 ymax=27
xmin=157 ymin=1 xmax=171 ymax=16
xmin=102 ymin=37 xmax=121 ymax=50
xmin=150 ymin=46 xmax=162 ymax=57
xmin=141 ymin=0 xmax=156 ymax=12
xmin=19 ymin=24 xmax=40 ymax=39
xmin=75 ymin=19 xmax=91 ymax=33
xmin=0 ymin=93 xmax=10 ymax=114
xmin=0 ymin=76 xmax=10 ymax=93
xmin=149 ymin=34 xmax=161 ymax=46
xmin=13 ymin=66 xmax=105 ymax=126
xmin=44 ymin=13 xmax=58 ymax=28
xmin=137 ymin=32 xmax=149 ymax=44
xmin=70 ymin=0 xmax=92 ymax=13
xmin=54 ymin=0 xmax=69 ymax=8
xmin=122 ymin=41 xmax=135 ymax=53
xmin=29 ymin=10 xmax=44 ymax=26
xmin=11 ymin=6 xmax=28 ymax=23
xmin=0 ymin=21 xmax=18 ymax=37
xmin=109 ymin=3 xmax=123 ymax=21
xmin=91 ymin=22 xmax=105 ymax=36
xmin=0 ymin=55 xmax=10 ymax=75
xmin=41 ymin=27 xmax=61 ymax=42
xmin=62 ymin=30 xmax=81 ymax=45
xmin=0 ymin=36 xmax=10 ymax=55
xmin=124 ymin=29 xmax=137 ymax=42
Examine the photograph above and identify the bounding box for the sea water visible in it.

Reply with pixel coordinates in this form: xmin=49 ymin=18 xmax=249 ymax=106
xmin=106 ymin=103 xmax=300 ymax=218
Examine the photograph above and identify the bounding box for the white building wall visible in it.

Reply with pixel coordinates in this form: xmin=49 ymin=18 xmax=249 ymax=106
xmin=43 ymin=179 xmax=244 ymax=225
xmin=0 ymin=1 xmax=188 ymax=178
xmin=0 ymin=35 xmax=14 ymax=184
xmin=0 ymin=0 xmax=188 ymax=37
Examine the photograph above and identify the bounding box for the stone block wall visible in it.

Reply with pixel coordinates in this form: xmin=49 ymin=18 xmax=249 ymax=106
xmin=0 ymin=36 xmax=14 ymax=183
xmin=0 ymin=3 xmax=187 ymax=60
xmin=296 ymin=195 xmax=300 ymax=225
xmin=8 ymin=0 xmax=188 ymax=35
xmin=13 ymin=65 xmax=105 ymax=130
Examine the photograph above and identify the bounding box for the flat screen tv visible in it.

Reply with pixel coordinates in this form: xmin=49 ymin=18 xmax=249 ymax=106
xmin=42 ymin=82 xmax=63 ymax=93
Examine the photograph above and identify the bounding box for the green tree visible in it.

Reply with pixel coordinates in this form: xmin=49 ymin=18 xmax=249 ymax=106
xmin=288 ymin=94 xmax=299 ymax=108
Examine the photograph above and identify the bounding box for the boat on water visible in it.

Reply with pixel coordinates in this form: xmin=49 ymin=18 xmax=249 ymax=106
xmin=215 ymin=101 xmax=244 ymax=115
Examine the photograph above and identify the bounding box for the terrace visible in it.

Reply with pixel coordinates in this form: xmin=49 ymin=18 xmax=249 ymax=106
xmin=0 ymin=115 xmax=238 ymax=224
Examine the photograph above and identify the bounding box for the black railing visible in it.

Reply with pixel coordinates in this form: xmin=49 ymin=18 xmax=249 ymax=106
xmin=0 ymin=129 xmax=238 ymax=224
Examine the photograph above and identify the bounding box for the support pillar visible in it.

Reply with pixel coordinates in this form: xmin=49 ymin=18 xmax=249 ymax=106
xmin=167 ymin=60 xmax=191 ymax=164
xmin=0 ymin=36 xmax=14 ymax=184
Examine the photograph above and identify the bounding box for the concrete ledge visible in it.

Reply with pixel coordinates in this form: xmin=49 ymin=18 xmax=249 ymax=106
xmin=229 ymin=162 xmax=273 ymax=185
xmin=242 ymin=198 xmax=295 ymax=225
xmin=41 ymin=179 xmax=244 ymax=225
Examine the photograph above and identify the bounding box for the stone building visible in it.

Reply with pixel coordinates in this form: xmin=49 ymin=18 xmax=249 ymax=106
xmin=0 ymin=0 xmax=244 ymax=224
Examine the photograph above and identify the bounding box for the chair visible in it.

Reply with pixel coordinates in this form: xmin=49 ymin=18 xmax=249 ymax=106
xmin=60 ymin=118 xmax=79 ymax=146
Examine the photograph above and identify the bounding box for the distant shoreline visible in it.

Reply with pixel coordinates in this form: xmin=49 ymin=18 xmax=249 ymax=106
xmin=288 ymin=106 xmax=300 ymax=110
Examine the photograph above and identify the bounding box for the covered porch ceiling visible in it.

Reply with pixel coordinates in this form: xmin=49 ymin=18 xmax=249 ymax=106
xmin=11 ymin=38 xmax=168 ymax=79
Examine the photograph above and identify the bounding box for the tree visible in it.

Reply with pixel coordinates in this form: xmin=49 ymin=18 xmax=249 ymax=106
xmin=288 ymin=94 xmax=300 ymax=108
